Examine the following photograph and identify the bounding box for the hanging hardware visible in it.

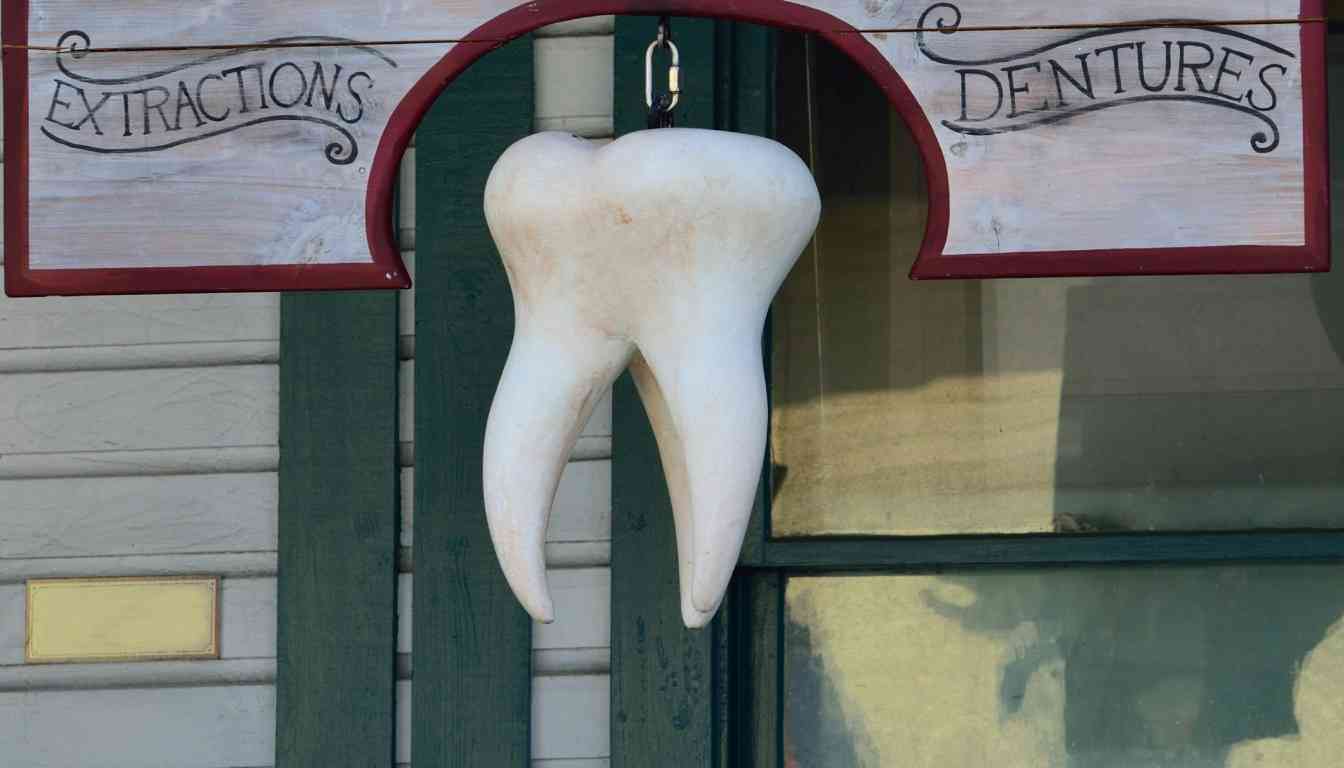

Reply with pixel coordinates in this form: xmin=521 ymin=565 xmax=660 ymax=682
xmin=645 ymin=16 xmax=680 ymax=128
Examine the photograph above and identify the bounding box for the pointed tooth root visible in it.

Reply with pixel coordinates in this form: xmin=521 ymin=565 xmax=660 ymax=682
xmin=635 ymin=326 xmax=768 ymax=620
xmin=483 ymin=326 xmax=631 ymax=624
xmin=629 ymin=354 xmax=718 ymax=630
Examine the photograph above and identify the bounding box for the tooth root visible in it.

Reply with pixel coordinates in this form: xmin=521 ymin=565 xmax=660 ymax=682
xmin=629 ymin=354 xmax=718 ymax=630
xmin=636 ymin=324 xmax=768 ymax=619
xmin=483 ymin=324 xmax=632 ymax=624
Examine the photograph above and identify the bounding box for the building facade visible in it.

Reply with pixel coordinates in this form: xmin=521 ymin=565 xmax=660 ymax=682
xmin=5 ymin=11 xmax=1344 ymax=768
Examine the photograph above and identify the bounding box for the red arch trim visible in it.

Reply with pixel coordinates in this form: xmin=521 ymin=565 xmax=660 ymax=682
xmin=369 ymin=0 xmax=1330 ymax=285
xmin=364 ymin=0 xmax=952 ymax=291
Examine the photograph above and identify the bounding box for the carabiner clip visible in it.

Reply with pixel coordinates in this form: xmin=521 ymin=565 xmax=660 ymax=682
xmin=645 ymin=17 xmax=680 ymax=126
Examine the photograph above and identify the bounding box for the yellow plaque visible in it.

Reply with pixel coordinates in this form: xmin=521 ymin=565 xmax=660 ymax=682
xmin=26 ymin=576 xmax=220 ymax=664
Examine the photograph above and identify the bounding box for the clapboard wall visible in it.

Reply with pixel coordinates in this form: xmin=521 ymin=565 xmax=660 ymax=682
xmin=0 ymin=19 xmax=615 ymax=767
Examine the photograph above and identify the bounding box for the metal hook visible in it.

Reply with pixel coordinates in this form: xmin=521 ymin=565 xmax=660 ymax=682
xmin=645 ymin=17 xmax=680 ymax=116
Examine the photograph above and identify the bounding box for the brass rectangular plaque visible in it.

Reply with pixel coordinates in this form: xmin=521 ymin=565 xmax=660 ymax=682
xmin=26 ymin=576 xmax=221 ymax=664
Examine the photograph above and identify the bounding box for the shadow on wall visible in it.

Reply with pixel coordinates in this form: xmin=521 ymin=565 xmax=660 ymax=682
xmin=784 ymin=564 xmax=1344 ymax=768
xmin=924 ymin=567 xmax=1344 ymax=768
xmin=907 ymin=262 xmax=1344 ymax=767
xmin=978 ymin=257 xmax=1344 ymax=766
xmin=1051 ymin=264 xmax=1344 ymax=533
xmin=783 ymin=613 xmax=879 ymax=768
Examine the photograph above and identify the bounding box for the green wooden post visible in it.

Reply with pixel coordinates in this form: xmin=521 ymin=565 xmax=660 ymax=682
xmin=412 ymin=38 xmax=536 ymax=767
xmin=611 ymin=17 xmax=773 ymax=768
xmin=276 ymin=291 xmax=401 ymax=767
xmin=611 ymin=18 xmax=719 ymax=767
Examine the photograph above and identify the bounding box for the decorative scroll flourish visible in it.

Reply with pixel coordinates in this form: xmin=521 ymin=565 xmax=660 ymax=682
xmin=39 ymin=31 xmax=398 ymax=165
xmin=917 ymin=3 xmax=1295 ymax=153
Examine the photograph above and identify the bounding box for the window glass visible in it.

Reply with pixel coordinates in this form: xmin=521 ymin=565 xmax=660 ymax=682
xmin=784 ymin=568 xmax=1344 ymax=768
xmin=769 ymin=36 xmax=1344 ymax=537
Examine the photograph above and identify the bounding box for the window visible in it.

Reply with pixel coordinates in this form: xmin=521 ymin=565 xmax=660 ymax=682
xmin=732 ymin=31 xmax=1344 ymax=768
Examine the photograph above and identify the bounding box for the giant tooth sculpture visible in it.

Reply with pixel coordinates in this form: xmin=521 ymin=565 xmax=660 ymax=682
xmin=482 ymin=129 xmax=821 ymax=628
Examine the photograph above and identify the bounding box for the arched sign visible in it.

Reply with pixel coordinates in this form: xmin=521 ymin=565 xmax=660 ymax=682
xmin=2 ymin=0 xmax=1328 ymax=296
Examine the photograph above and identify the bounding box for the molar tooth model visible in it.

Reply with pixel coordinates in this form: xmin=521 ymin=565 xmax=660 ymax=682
xmin=481 ymin=129 xmax=821 ymax=628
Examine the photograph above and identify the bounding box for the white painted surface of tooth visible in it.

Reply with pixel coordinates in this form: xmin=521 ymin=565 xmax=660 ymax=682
xmin=482 ymin=129 xmax=820 ymax=628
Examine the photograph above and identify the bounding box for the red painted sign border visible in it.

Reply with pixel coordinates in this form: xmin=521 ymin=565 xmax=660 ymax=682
xmin=2 ymin=0 xmax=1330 ymax=296
xmin=912 ymin=0 xmax=1330 ymax=279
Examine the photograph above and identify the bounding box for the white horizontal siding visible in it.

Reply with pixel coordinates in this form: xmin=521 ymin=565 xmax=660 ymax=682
xmin=400 ymin=459 xmax=613 ymax=564
xmin=399 ymin=359 xmax=614 ymax=454
xmin=397 ymin=569 xmax=612 ymax=674
xmin=393 ymin=679 xmax=609 ymax=767
xmin=0 ymin=295 xmax=280 ymax=351
xmin=0 ymin=445 xmax=609 ymax=669
xmin=0 ymin=473 xmax=277 ymax=562
xmin=0 ymin=447 xmax=278 ymax=481
xmin=0 ymin=459 xmax=603 ymax=582
xmin=536 ymin=16 xmax=616 ymax=37
xmin=1 ymin=14 xmax=617 ymax=765
xmin=0 ymin=340 xmax=278 ymax=373
xmin=0 ymin=686 xmax=277 ymax=768
xmin=0 ymin=678 xmax=605 ymax=767
xmin=536 ymin=35 xmax=615 ymax=137
xmin=0 ymin=22 xmax=288 ymax=752
xmin=0 ymin=365 xmax=278 ymax=455
xmin=399 ymin=150 xmax=417 ymax=251
xmin=528 ymin=21 xmax=614 ymax=762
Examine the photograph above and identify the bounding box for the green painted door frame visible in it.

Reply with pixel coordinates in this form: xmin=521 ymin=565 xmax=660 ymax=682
xmin=277 ymin=293 xmax=401 ymax=767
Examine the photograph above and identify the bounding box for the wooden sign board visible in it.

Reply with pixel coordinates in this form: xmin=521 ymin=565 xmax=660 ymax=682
xmin=2 ymin=0 xmax=1329 ymax=296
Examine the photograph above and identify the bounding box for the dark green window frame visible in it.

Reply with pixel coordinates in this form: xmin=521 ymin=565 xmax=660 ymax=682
xmin=611 ymin=19 xmax=1344 ymax=768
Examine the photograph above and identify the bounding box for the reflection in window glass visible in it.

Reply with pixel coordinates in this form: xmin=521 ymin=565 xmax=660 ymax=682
xmin=785 ymin=569 xmax=1344 ymax=768
xmin=769 ymin=36 xmax=1344 ymax=536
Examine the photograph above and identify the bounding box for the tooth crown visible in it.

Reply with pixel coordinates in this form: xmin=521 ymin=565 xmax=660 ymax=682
xmin=482 ymin=129 xmax=820 ymax=628
xmin=486 ymin=130 xmax=817 ymax=334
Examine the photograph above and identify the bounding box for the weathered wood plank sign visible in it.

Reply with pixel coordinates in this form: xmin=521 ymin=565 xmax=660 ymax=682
xmin=2 ymin=0 xmax=1328 ymax=295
